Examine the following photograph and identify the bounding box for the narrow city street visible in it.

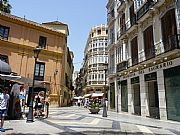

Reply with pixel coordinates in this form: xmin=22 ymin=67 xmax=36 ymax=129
xmin=2 ymin=106 xmax=180 ymax=135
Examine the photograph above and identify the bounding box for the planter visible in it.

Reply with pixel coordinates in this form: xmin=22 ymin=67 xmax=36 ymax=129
xmin=89 ymin=108 xmax=100 ymax=114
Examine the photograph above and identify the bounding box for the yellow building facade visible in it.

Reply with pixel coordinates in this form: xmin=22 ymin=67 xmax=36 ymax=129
xmin=0 ymin=12 xmax=73 ymax=107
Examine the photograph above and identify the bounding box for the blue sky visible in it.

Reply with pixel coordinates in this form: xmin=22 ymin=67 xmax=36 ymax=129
xmin=10 ymin=0 xmax=107 ymax=71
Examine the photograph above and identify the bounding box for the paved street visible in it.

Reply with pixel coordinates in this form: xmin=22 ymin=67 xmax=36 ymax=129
xmin=2 ymin=106 xmax=180 ymax=135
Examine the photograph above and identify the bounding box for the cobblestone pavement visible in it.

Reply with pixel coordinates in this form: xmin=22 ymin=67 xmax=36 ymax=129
xmin=2 ymin=106 xmax=180 ymax=135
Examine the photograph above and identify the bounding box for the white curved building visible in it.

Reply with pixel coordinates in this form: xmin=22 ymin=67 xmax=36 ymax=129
xmin=82 ymin=24 xmax=108 ymax=96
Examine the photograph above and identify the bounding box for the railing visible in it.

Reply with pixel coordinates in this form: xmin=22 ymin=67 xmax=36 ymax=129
xmin=109 ymin=33 xmax=115 ymax=44
xmin=145 ymin=47 xmax=156 ymax=60
xmin=163 ymin=34 xmax=180 ymax=52
xmin=107 ymin=9 xmax=115 ymax=24
xmin=108 ymin=67 xmax=116 ymax=75
xmin=116 ymin=61 xmax=128 ymax=72
xmin=137 ymin=0 xmax=155 ymax=20
xmin=117 ymin=25 xmax=126 ymax=40
xmin=132 ymin=57 xmax=139 ymax=66
xmin=117 ymin=0 xmax=125 ymax=11
xmin=27 ymin=73 xmax=51 ymax=82
xmin=126 ymin=15 xmax=137 ymax=31
xmin=121 ymin=25 xmax=126 ymax=36
xmin=130 ymin=15 xmax=137 ymax=26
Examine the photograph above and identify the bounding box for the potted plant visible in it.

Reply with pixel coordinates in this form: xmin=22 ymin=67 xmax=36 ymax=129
xmin=89 ymin=102 xmax=100 ymax=114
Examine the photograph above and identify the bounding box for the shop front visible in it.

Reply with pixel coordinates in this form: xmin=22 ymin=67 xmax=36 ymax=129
xmin=110 ymin=82 xmax=115 ymax=109
xmin=144 ymin=72 xmax=160 ymax=119
xmin=131 ymin=77 xmax=141 ymax=115
xmin=120 ymin=80 xmax=128 ymax=112
xmin=164 ymin=65 xmax=180 ymax=121
xmin=119 ymin=56 xmax=180 ymax=121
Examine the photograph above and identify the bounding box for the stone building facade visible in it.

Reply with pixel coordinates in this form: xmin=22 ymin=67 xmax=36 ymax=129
xmin=107 ymin=0 xmax=180 ymax=121
xmin=82 ymin=24 xmax=108 ymax=95
xmin=0 ymin=12 xmax=73 ymax=107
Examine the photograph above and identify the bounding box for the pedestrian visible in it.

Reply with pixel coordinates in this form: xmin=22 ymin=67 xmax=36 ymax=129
xmin=44 ymin=94 xmax=50 ymax=118
xmin=34 ymin=92 xmax=44 ymax=117
xmin=0 ymin=87 xmax=10 ymax=132
xmin=77 ymin=99 xmax=81 ymax=107
xmin=105 ymin=98 xmax=108 ymax=111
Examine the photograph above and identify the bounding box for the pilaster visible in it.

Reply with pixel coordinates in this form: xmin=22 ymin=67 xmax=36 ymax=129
xmin=140 ymin=74 xmax=149 ymax=117
xmin=157 ymin=70 xmax=167 ymax=120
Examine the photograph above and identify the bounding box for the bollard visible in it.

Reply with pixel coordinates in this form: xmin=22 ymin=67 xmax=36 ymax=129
xmin=102 ymin=98 xmax=107 ymax=117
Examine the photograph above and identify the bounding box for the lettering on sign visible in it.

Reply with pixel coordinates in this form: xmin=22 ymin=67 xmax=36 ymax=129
xmin=149 ymin=61 xmax=173 ymax=72
xmin=122 ymin=60 xmax=173 ymax=79
xmin=139 ymin=70 xmax=144 ymax=74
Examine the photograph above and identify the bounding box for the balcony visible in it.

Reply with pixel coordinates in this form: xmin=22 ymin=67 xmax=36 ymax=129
xmin=107 ymin=9 xmax=115 ymax=26
xmin=132 ymin=57 xmax=139 ymax=66
xmin=27 ymin=73 xmax=51 ymax=82
xmin=163 ymin=34 xmax=180 ymax=52
xmin=116 ymin=61 xmax=128 ymax=72
xmin=117 ymin=26 xmax=126 ymax=40
xmin=108 ymin=67 xmax=116 ymax=76
xmin=117 ymin=0 xmax=125 ymax=13
xmin=137 ymin=1 xmax=155 ymax=22
xmin=145 ymin=47 xmax=156 ymax=60
xmin=126 ymin=16 xmax=138 ymax=34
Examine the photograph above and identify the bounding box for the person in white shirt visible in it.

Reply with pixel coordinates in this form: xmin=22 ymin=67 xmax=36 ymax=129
xmin=0 ymin=87 xmax=10 ymax=132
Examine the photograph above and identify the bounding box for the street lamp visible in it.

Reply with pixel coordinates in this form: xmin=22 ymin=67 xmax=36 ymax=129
xmin=27 ymin=46 xmax=41 ymax=122
xmin=102 ymin=61 xmax=108 ymax=117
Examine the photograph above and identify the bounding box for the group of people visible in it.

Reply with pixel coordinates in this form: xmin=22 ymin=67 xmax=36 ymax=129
xmin=33 ymin=92 xmax=49 ymax=118
xmin=0 ymin=86 xmax=50 ymax=133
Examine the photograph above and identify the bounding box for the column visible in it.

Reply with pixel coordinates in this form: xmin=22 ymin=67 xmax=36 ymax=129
xmin=127 ymin=78 xmax=133 ymax=114
xmin=118 ymin=81 xmax=121 ymax=112
xmin=157 ymin=70 xmax=167 ymax=120
xmin=115 ymin=78 xmax=118 ymax=112
xmin=140 ymin=74 xmax=149 ymax=117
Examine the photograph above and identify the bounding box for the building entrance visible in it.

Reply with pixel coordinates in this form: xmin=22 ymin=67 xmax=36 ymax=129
xmin=110 ymin=82 xmax=115 ymax=109
xmin=133 ymin=84 xmax=141 ymax=115
xmin=164 ymin=65 xmax=180 ymax=122
xmin=121 ymin=80 xmax=128 ymax=112
xmin=147 ymin=81 xmax=160 ymax=119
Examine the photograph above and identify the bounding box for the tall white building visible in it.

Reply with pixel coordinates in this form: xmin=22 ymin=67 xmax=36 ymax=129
xmin=82 ymin=24 xmax=108 ymax=95
xmin=107 ymin=0 xmax=180 ymax=121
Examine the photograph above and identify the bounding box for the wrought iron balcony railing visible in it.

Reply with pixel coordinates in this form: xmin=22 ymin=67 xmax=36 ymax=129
xmin=163 ymin=34 xmax=180 ymax=52
xmin=116 ymin=61 xmax=128 ymax=72
xmin=132 ymin=57 xmax=139 ymax=66
xmin=137 ymin=0 xmax=155 ymax=20
xmin=145 ymin=47 xmax=156 ymax=60
xmin=27 ymin=73 xmax=51 ymax=82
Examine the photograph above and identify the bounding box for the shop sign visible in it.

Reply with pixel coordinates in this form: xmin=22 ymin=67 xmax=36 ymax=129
xmin=122 ymin=60 xmax=173 ymax=79
xmin=131 ymin=76 xmax=139 ymax=84
xmin=145 ymin=72 xmax=157 ymax=81
xmin=148 ymin=61 xmax=173 ymax=72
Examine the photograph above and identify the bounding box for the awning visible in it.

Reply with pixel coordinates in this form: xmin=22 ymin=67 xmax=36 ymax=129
xmin=91 ymin=93 xmax=104 ymax=98
xmin=0 ymin=73 xmax=21 ymax=80
xmin=3 ymin=75 xmax=50 ymax=89
xmin=0 ymin=60 xmax=11 ymax=74
xmin=73 ymin=96 xmax=84 ymax=100
xmin=83 ymin=93 xmax=92 ymax=98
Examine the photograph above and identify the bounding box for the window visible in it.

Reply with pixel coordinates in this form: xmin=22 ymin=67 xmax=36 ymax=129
xmin=0 ymin=25 xmax=9 ymax=40
xmin=134 ymin=0 xmax=143 ymax=11
xmin=143 ymin=25 xmax=155 ymax=59
xmin=131 ymin=37 xmax=138 ymax=65
xmin=161 ymin=9 xmax=177 ymax=51
xmin=35 ymin=62 xmax=45 ymax=81
xmin=97 ymin=30 xmax=101 ymax=35
xmin=0 ymin=55 xmax=8 ymax=63
xmin=39 ymin=36 xmax=47 ymax=48
xmin=91 ymin=32 xmax=94 ymax=37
